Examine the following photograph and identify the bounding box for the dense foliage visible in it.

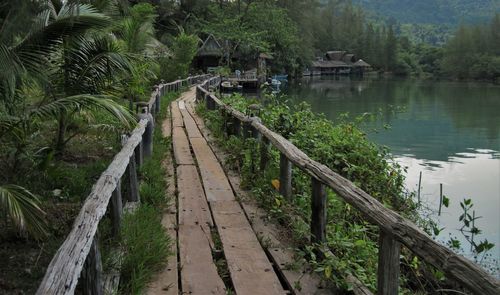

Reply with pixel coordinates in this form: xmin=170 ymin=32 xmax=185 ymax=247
xmin=441 ymin=14 xmax=500 ymax=80
xmin=133 ymin=0 xmax=499 ymax=80
xmin=353 ymin=0 xmax=498 ymax=25
xmin=198 ymin=93 xmax=460 ymax=292
xmin=0 ymin=0 xmax=183 ymax=292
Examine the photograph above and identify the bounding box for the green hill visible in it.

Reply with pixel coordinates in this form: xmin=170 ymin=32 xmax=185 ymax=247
xmin=354 ymin=0 xmax=500 ymax=25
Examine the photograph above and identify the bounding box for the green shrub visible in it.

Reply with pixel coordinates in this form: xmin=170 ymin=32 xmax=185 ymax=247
xmin=120 ymin=205 xmax=171 ymax=294
xmin=198 ymin=93 xmax=418 ymax=291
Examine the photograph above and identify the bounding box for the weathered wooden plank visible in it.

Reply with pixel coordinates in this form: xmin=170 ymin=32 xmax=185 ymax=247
xmin=377 ymin=231 xmax=400 ymax=295
xmin=177 ymin=165 xmax=214 ymax=241
xmin=190 ymin=137 xmax=234 ymax=202
xmin=36 ymin=120 xmax=147 ymax=295
xmin=200 ymin=126 xmax=335 ymax=295
xmin=213 ymin=210 xmax=286 ymax=295
xmin=172 ymin=127 xmax=194 ymax=165
xmin=311 ymin=177 xmax=327 ymax=244
xmin=202 ymin=88 xmax=500 ymax=294
xmin=178 ymin=225 xmax=225 ymax=295
xmin=171 ymin=101 xmax=183 ymax=127
xmin=180 ymin=109 xmax=203 ymax=138
xmin=187 ymin=135 xmax=284 ymax=294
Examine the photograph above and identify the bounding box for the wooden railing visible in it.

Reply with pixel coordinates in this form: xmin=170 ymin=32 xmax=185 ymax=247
xmin=196 ymin=76 xmax=500 ymax=295
xmin=36 ymin=74 xmax=209 ymax=295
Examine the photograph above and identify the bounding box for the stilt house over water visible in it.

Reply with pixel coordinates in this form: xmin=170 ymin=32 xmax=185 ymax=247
xmin=306 ymin=51 xmax=372 ymax=76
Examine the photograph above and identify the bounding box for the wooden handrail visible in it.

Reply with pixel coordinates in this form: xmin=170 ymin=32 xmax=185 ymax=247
xmin=196 ymin=77 xmax=500 ymax=295
xmin=36 ymin=119 xmax=147 ymax=294
xmin=37 ymin=74 xmax=210 ymax=295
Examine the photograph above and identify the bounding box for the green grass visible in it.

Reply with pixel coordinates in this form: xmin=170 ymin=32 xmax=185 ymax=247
xmin=119 ymin=205 xmax=171 ymax=294
xmin=118 ymin=90 xmax=180 ymax=294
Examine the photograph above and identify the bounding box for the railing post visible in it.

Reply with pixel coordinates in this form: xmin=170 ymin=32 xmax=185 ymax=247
xmin=232 ymin=116 xmax=241 ymax=136
xmin=155 ymin=92 xmax=160 ymax=114
xmin=122 ymin=135 xmax=140 ymax=202
xmin=377 ymin=230 xmax=400 ymax=295
xmin=110 ymin=179 xmax=123 ymax=237
xmin=242 ymin=121 xmax=252 ymax=139
xmin=82 ymin=235 xmax=103 ymax=295
xmin=137 ymin=110 xmax=154 ymax=158
xmin=135 ymin=143 xmax=143 ymax=167
xmin=260 ymin=137 xmax=269 ymax=171
xmin=279 ymin=153 xmax=292 ymax=201
xmin=222 ymin=109 xmax=230 ymax=135
xmin=311 ymin=177 xmax=327 ymax=244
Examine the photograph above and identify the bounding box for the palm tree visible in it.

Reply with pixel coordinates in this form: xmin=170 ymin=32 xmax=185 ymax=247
xmin=0 ymin=0 xmax=136 ymax=237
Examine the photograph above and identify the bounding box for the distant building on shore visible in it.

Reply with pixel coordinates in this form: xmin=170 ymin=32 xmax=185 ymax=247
xmin=304 ymin=51 xmax=372 ymax=76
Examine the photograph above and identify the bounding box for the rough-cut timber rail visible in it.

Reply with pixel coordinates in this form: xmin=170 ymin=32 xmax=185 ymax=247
xmin=36 ymin=75 xmax=210 ymax=295
xmin=197 ymin=76 xmax=500 ymax=295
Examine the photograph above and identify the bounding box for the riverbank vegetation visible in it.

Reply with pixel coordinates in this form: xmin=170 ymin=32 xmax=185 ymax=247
xmin=198 ymin=91 xmax=497 ymax=293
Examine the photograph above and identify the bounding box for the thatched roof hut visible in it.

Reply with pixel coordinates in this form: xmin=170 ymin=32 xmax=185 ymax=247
xmin=342 ymin=54 xmax=357 ymax=64
xmin=353 ymin=59 xmax=371 ymax=68
xmin=311 ymin=60 xmax=351 ymax=68
xmin=197 ymin=34 xmax=223 ymax=57
xmin=325 ymin=51 xmax=346 ymax=61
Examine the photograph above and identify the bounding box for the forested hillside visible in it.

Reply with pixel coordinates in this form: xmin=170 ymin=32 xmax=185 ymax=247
xmin=354 ymin=0 xmax=499 ymax=24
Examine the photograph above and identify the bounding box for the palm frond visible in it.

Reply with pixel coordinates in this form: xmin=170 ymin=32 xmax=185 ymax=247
xmin=65 ymin=35 xmax=132 ymax=94
xmin=32 ymin=94 xmax=136 ymax=129
xmin=0 ymin=184 xmax=47 ymax=239
xmin=13 ymin=3 xmax=111 ymax=75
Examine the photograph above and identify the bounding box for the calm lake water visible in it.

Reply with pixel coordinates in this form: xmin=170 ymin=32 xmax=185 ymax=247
xmin=283 ymin=76 xmax=500 ymax=269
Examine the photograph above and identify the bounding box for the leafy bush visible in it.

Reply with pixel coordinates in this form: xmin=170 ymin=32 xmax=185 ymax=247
xmin=199 ymin=93 xmax=418 ymax=291
xmin=120 ymin=205 xmax=170 ymax=294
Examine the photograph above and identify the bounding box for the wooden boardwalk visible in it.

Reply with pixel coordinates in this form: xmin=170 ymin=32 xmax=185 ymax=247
xmin=145 ymin=87 xmax=333 ymax=295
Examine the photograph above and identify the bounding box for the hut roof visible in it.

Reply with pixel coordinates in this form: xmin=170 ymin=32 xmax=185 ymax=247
xmin=325 ymin=51 xmax=346 ymax=61
xmin=353 ymin=59 xmax=371 ymax=67
xmin=342 ymin=54 xmax=357 ymax=64
xmin=311 ymin=60 xmax=351 ymax=68
xmin=197 ymin=34 xmax=223 ymax=57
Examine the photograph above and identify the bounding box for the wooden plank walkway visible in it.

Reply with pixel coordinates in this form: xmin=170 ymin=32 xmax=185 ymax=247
xmin=148 ymin=87 xmax=331 ymax=295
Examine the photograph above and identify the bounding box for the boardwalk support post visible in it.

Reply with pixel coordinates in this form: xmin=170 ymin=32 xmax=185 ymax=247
xmin=377 ymin=230 xmax=400 ymax=295
xmin=110 ymin=180 xmax=123 ymax=237
xmin=82 ymin=235 xmax=103 ymax=295
xmin=279 ymin=153 xmax=292 ymax=201
xmin=311 ymin=177 xmax=327 ymax=244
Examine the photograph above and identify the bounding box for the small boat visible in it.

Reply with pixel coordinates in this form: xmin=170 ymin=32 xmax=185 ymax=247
xmin=221 ymin=81 xmax=233 ymax=92
xmin=272 ymin=74 xmax=288 ymax=81
xmin=221 ymin=81 xmax=243 ymax=92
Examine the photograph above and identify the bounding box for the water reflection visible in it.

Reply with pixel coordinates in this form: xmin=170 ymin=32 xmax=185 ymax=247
xmin=285 ymin=76 xmax=500 ymax=265
xmin=286 ymin=77 xmax=500 ymax=162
